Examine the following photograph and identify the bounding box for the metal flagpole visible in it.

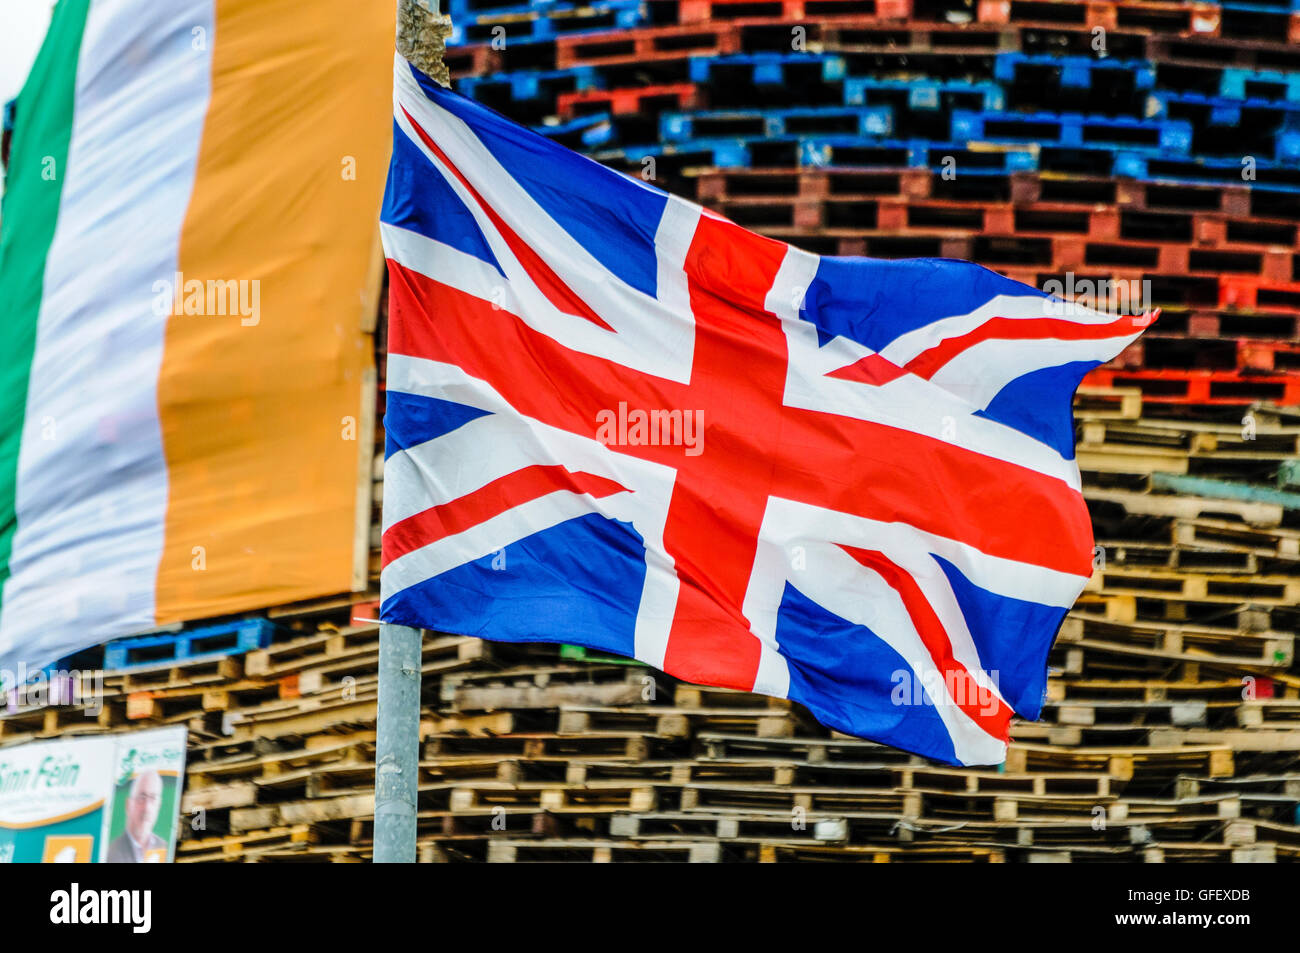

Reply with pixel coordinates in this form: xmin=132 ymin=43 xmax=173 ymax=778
xmin=375 ymin=0 xmax=452 ymax=864
xmin=375 ymin=623 xmax=422 ymax=862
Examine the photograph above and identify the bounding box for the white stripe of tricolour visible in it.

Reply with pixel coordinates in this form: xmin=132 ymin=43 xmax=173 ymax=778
xmin=0 ymin=0 xmax=213 ymax=673
xmin=383 ymin=352 xmax=684 ymax=669
xmin=393 ymin=59 xmax=700 ymax=383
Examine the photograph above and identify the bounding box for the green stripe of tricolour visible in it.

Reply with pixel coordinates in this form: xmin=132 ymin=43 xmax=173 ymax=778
xmin=0 ymin=0 xmax=91 ymax=611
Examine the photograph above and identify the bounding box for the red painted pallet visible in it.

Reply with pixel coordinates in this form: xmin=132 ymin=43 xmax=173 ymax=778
xmin=557 ymin=83 xmax=703 ymax=119
xmin=710 ymin=197 xmax=874 ymax=230
xmin=556 ymin=22 xmax=745 ymax=68
xmin=1117 ymin=179 xmax=1255 ymax=217
xmin=696 ymin=172 xmax=1266 ymax=224
xmin=1236 ymin=340 xmax=1300 ymax=373
xmin=815 ymin=20 xmax=1022 ymax=55
xmin=1053 ymin=238 xmax=1296 ymax=282
xmin=1219 ymin=275 xmax=1300 ymax=312
xmin=978 ymin=0 xmax=1223 ymax=38
xmin=1146 ymin=32 xmax=1300 ymax=71
xmin=445 ymin=44 xmax=499 ymax=79
xmin=797 ymin=232 xmax=976 ymax=259
xmin=497 ymin=13 xmax=1024 ymax=73
xmin=1112 ymin=336 xmax=1300 ymax=374
xmin=1084 ymin=368 xmax=1300 ymax=406
xmin=876 ymin=198 xmax=1104 ymax=238
xmin=662 ymin=0 xmax=909 ymax=26
xmin=1186 ymin=309 xmax=1300 ymax=341
xmin=891 ymin=200 xmax=1299 ymax=255
xmin=441 ymin=10 xmax=1300 ymax=83
xmin=1190 ymin=214 xmax=1299 ymax=251
xmin=1012 ymin=175 xmax=1258 ymax=219
xmin=692 ymin=167 xmax=932 ymax=203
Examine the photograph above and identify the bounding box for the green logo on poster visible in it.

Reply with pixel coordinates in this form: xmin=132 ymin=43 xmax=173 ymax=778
xmin=116 ymin=749 xmax=138 ymax=786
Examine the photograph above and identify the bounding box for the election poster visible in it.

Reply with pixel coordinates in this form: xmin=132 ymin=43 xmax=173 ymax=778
xmin=0 ymin=726 xmax=186 ymax=863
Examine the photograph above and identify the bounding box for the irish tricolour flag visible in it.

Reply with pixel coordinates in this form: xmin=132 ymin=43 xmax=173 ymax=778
xmin=0 ymin=0 xmax=393 ymax=675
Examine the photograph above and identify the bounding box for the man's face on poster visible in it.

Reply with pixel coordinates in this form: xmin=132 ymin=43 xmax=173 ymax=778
xmin=126 ymin=770 xmax=162 ymax=841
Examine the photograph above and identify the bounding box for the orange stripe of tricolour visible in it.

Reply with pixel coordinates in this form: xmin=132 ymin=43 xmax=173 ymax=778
xmin=154 ymin=0 xmax=393 ymax=622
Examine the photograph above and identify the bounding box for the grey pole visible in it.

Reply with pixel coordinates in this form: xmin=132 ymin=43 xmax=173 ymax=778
xmin=376 ymin=0 xmax=449 ymax=864
xmin=374 ymin=623 xmax=422 ymax=862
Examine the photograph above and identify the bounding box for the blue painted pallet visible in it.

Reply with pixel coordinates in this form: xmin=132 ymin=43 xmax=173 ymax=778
xmin=457 ymin=67 xmax=602 ymax=104
xmin=994 ymin=53 xmax=1155 ymax=92
xmin=103 ymin=618 xmax=276 ymax=671
xmin=446 ymin=0 xmax=566 ymax=18
xmin=952 ymin=110 xmax=1193 ymax=155
xmin=1147 ymin=92 xmax=1300 ymax=163
xmin=844 ymin=77 xmax=1004 ymax=113
xmin=627 ymin=138 xmax=763 ymax=168
xmin=661 ymin=106 xmax=893 ymax=143
xmin=1280 ymin=117 xmax=1300 ymax=163
xmin=799 ymin=137 xmax=1038 ymax=172
xmin=1149 ymin=89 xmax=1300 ymax=123
xmin=622 ymin=133 xmax=1038 ymax=173
xmin=536 ymin=111 xmax=617 ymax=147
xmin=1218 ymin=0 xmax=1300 ymax=13
xmin=1113 ymin=152 xmax=1300 ymax=193
xmin=688 ymin=53 xmax=847 ymax=86
xmin=1220 ymin=67 xmax=1300 ymax=104
xmin=451 ymin=1 xmax=645 ymax=45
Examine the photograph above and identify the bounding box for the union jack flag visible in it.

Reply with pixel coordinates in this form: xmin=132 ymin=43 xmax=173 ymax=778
xmin=379 ymin=58 xmax=1153 ymax=765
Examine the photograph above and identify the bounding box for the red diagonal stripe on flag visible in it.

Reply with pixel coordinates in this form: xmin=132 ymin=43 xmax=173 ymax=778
xmin=826 ymin=353 xmax=909 ymax=387
xmin=383 ymin=464 xmax=630 ymax=566
xmin=401 ymin=107 xmax=615 ymax=332
xmin=829 ymin=312 xmax=1156 ymax=386
xmin=840 ymin=545 xmax=1014 ymax=741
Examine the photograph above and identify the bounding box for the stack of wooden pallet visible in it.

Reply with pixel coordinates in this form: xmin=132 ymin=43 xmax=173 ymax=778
xmin=4 ymin=391 xmax=1296 ymax=862
xmin=442 ymin=0 xmax=1300 ymax=416
xmin=5 ymin=0 xmax=1300 ymax=864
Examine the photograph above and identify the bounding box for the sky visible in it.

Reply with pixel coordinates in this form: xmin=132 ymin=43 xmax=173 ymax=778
xmin=0 ymin=0 xmax=54 ymax=103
